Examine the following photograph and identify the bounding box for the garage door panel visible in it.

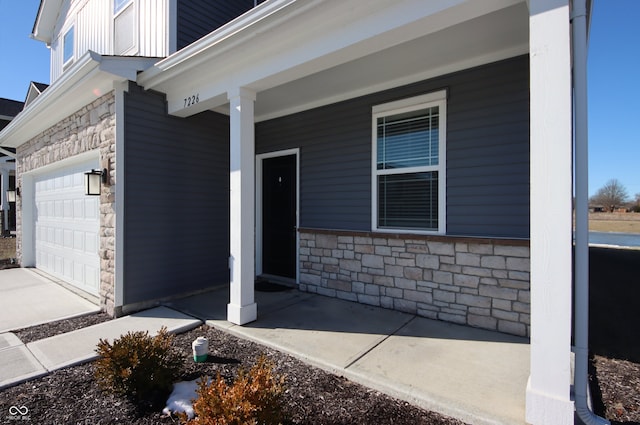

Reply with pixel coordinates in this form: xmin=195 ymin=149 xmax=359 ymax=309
xmin=85 ymin=233 xmax=98 ymax=254
xmin=34 ymin=159 xmax=100 ymax=296
xmin=85 ymin=265 xmax=98 ymax=289
xmin=64 ymin=229 xmax=73 ymax=248
xmin=74 ymin=199 xmax=83 ymax=218
xmin=85 ymin=199 xmax=97 ymax=219
xmin=64 ymin=258 xmax=73 ymax=279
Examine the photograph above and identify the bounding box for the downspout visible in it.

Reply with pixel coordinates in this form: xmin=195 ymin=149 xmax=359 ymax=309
xmin=572 ymin=0 xmax=610 ymax=424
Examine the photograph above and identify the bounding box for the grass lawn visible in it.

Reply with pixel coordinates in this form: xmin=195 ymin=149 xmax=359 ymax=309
xmin=588 ymin=212 xmax=640 ymax=233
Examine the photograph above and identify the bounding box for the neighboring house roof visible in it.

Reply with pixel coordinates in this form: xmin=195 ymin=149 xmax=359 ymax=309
xmin=24 ymin=81 xmax=50 ymax=109
xmin=0 ymin=99 xmax=20 ymax=159
xmin=32 ymin=82 xmax=49 ymax=92
xmin=0 ymin=98 xmax=25 ymax=137
xmin=0 ymin=98 xmax=24 ymax=120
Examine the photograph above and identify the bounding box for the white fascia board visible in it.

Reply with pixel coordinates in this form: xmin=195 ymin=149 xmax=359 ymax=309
xmin=0 ymin=147 xmax=16 ymax=158
xmin=139 ymin=0 xmax=524 ymax=118
xmin=97 ymin=56 xmax=163 ymax=81
xmin=31 ymin=0 xmax=64 ymax=44
xmin=0 ymin=52 xmax=159 ymax=148
xmin=137 ymin=0 xmax=307 ymax=88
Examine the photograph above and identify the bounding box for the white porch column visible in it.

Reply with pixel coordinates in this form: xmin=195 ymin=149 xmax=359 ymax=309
xmin=227 ymin=87 xmax=258 ymax=325
xmin=526 ymin=1 xmax=574 ymax=424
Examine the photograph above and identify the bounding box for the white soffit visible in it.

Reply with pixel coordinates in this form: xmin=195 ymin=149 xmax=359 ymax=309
xmin=254 ymin=3 xmax=529 ymax=121
xmin=138 ymin=0 xmax=527 ymax=119
xmin=0 ymin=52 xmax=159 ymax=148
xmin=31 ymin=0 xmax=65 ymax=44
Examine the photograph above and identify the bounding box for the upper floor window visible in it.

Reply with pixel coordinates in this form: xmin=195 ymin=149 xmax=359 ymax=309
xmin=63 ymin=26 xmax=74 ymax=65
xmin=114 ymin=0 xmax=135 ymax=55
xmin=372 ymin=91 xmax=447 ymax=234
xmin=114 ymin=0 xmax=131 ymax=13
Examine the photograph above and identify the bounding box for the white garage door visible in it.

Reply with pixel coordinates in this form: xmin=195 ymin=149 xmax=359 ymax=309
xmin=34 ymin=160 xmax=100 ymax=296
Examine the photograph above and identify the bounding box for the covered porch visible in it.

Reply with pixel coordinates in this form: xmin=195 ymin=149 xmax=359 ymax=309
xmin=137 ymin=0 xmax=578 ymax=423
xmin=167 ymin=286 xmax=530 ymax=425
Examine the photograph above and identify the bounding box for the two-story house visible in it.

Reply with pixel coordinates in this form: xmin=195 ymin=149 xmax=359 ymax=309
xmin=0 ymin=1 xmax=596 ymax=423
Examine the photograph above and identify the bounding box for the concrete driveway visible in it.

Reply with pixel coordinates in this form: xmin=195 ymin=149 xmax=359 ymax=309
xmin=0 ymin=268 xmax=100 ymax=333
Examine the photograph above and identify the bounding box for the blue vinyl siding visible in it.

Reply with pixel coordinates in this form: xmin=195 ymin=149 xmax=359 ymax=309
xmin=123 ymin=83 xmax=230 ymax=305
xmin=257 ymin=102 xmax=372 ymax=231
xmin=256 ymin=55 xmax=530 ymax=238
xmin=177 ymin=0 xmax=266 ymax=49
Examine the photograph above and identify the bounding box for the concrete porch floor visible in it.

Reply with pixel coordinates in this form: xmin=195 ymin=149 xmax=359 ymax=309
xmin=166 ymin=286 xmax=530 ymax=425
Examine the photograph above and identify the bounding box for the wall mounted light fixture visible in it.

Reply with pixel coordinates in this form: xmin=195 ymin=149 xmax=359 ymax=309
xmin=84 ymin=168 xmax=108 ymax=196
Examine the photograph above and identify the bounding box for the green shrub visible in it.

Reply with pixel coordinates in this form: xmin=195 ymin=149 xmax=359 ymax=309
xmin=94 ymin=327 xmax=183 ymax=404
xmin=184 ymin=355 xmax=285 ymax=425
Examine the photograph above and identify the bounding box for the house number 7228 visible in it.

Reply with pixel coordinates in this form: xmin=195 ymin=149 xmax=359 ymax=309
xmin=184 ymin=94 xmax=199 ymax=108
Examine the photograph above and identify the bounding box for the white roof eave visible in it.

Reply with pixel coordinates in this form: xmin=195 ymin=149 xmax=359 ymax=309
xmin=0 ymin=52 xmax=159 ymax=148
xmin=137 ymin=0 xmax=315 ymax=89
xmin=31 ymin=0 xmax=64 ymax=44
xmin=138 ymin=0 xmax=527 ymax=120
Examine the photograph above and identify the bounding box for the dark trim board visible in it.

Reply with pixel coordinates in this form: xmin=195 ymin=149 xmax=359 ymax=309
xmin=298 ymin=227 xmax=530 ymax=247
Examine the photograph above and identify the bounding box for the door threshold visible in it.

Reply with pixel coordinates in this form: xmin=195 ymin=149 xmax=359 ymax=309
xmin=256 ymin=274 xmax=297 ymax=292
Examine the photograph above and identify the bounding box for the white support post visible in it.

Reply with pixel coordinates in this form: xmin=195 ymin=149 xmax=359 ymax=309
xmin=526 ymin=1 xmax=575 ymax=424
xmin=227 ymin=87 xmax=258 ymax=325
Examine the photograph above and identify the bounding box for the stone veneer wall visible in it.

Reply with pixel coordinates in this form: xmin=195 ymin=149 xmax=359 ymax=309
xmin=299 ymin=229 xmax=530 ymax=337
xmin=0 ymin=237 xmax=16 ymax=260
xmin=16 ymin=93 xmax=116 ymax=314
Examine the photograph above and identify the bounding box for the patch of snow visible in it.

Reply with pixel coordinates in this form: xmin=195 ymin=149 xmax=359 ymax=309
xmin=163 ymin=378 xmax=210 ymax=419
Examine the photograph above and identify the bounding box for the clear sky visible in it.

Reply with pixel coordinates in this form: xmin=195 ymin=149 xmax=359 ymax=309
xmin=0 ymin=0 xmax=638 ymax=198
xmin=587 ymin=0 xmax=640 ymax=199
xmin=0 ymin=1 xmax=49 ymax=100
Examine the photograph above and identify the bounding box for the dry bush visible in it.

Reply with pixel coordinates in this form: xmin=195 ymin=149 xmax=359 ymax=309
xmin=184 ymin=355 xmax=285 ymax=425
xmin=94 ymin=327 xmax=183 ymax=404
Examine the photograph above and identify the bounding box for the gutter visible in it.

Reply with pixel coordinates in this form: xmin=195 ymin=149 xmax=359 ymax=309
xmin=572 ymin=0 xmax=609 ymax=424
xmin=137 ymin=0 xmax=317 ymax=89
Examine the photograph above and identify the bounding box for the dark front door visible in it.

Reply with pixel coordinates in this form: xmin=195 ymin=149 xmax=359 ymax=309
xmin=262 ymin=154 xmax=296 ymax=279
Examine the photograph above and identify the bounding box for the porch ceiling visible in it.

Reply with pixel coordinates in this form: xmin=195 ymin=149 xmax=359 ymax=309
xmin=251 ymin=3 xmax=529 ymax=122
xmin=138 ymin=0 xmax=529 ymax=122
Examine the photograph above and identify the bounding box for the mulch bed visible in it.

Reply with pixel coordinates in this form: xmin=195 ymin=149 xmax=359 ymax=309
xmin=2 ymin=314 xmax=467 ymax=425
xmin=590 ymin=355 xmax=640 ymax=425
xmin=3 ymin=313 xmax=639 ymax=424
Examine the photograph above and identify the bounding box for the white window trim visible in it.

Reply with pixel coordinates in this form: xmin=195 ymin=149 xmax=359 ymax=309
xmin=371 ymin=90 xmax=447 ymax=235
xmin=62 ymin=25 xmax=75 ymax=69
xmin=113 ymin=0 xmax=138 ymax=56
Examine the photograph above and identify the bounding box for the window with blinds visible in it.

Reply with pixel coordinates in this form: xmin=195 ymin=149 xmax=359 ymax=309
xmin=377 ymin=107 xmax=439 ymax=170
xmin=372 ymin=91 xmax=446 ymax=233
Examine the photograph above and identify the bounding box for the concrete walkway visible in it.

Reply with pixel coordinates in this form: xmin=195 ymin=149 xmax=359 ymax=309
xmin=168 ymin=286 xmax=530 ymax=425
xmin=0 ymin=268 xmax=202 ymax=390
xmin=0 ymin=306 xmax=202 ymax=389
xmin=0 ymin=268 xmax=530 ymax=425
xmin=0 ymin=268 xmax=100 ymax=333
